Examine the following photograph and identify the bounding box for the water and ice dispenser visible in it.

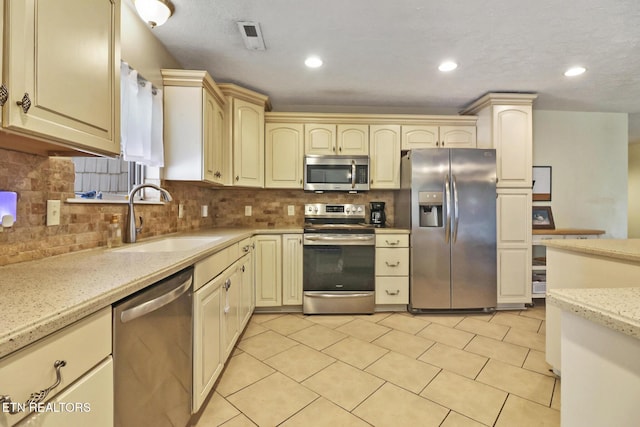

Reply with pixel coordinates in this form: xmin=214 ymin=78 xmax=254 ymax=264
xmin=419 ymin=191 xmax=443 ymax=227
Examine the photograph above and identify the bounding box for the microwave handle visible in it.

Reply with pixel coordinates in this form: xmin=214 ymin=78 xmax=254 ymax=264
xmin=351 ymin=160 xmax=356 ymax=189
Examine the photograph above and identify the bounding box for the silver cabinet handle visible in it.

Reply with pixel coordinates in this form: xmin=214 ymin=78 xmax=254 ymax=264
xmin=224 ymin=278 xmax=231 ymax=291
xmin=385 ymin=239 xmax=400 ymax=246
xmin=242 ymin=245 xmax=250 ymax=253
xmin=0 ymin=84 xmax=8 ymax=106
xmin=0 ymin=360 xmax=67 ymax=414
xmin=385 ymin=261 xmax=400 ymax=267
xmin=385 ymin=289 xmax=400 ymax=296
xmin=16 ymin=92 xmax=31 ymax=113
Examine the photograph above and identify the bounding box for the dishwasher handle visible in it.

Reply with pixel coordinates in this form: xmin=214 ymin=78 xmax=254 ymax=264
xmin=120 ymin=276 xmax=192 ymax=323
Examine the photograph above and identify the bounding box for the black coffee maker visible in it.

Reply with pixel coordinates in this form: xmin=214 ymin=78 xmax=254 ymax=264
xmin=370 ymin=201 xmax=386 ymax=227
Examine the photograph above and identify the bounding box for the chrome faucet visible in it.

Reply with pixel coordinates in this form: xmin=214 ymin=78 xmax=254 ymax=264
xmin=124 ymin=183 xmax=173 ymax=243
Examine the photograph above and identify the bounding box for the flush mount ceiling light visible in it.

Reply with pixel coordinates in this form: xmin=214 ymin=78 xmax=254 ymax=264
xmin=438 ymin=61 xmax=458 ymax=72
xmin=564 ymin=66 xmax=587 ymax=77
xmin=135 ymin=0 xmax=175 ymax=28
xmin=305 ymin=56 xmax=323 ymax=68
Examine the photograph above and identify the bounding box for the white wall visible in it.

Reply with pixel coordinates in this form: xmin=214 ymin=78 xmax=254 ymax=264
xmin=532 ymin=110 xmax=628 ymax=238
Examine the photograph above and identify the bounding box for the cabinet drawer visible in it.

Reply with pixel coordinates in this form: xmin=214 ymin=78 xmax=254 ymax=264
xmin=375 ymin=248 xmax=409 ymax=276
xmin=375 ymin=277 xmax=409 ymax=304
xmin=194 ymin=243 xmax=240 ymax=291
xmin=375 ymin=234 xmax=409 ymax=248
xmin=16 ymin=357 xmax=114 ymax=427
xmin=0 ymin=308 xmax=111 ymax=426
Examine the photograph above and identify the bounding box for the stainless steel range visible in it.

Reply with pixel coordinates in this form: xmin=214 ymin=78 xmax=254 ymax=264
xmin=303 ymin=203 xmax=375 ymax=314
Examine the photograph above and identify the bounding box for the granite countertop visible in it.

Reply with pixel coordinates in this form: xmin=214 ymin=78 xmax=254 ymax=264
xmin=547 ymin=287 xmax=640 ymax=340
xmin=542 ymin=238 xmax=640 ymax=263
xmin=0 ymin=227 xmax=304 ymax=359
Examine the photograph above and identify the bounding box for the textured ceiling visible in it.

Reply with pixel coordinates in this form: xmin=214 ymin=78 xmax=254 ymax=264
xmin=145 ymin=0 xmax=640 ymax=129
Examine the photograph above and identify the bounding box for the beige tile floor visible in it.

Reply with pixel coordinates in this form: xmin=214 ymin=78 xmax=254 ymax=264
xmin=194 ymin=300 xmax=559 ymax=427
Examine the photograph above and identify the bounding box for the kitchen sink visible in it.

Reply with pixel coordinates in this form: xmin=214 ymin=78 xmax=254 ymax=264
xmin=114 ymin=237 xmax=223 ymax=253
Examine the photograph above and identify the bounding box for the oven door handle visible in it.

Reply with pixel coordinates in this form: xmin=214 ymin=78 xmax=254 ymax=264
xmin=304 ymin=235 xmax=375 ymax=245
xmin=305 ymin=292 xmax=374 ymax=299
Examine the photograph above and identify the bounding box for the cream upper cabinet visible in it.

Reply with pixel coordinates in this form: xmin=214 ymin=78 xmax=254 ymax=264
xmin=440 ymin=126 xmax=477 ymax=148
xmin=305 ymin=124 xmax=336 ymax=155
xmin=492 ymin=105 xmax=533 ymax=187
xmin=282 ymin=234 xmax=303 ymax=306
xmin=162 ymin=70 xmax=228 ymax=185
xmin=370 ymin=125 xmax=401 ymax=189
xmin=220 ymin=84 xmax=269 ymax=188
xmin=0 ymin=0 xmax=4 ymax=129
xmin=401 ymin=125 xmax=476 ymax=149
xmin=304 ymin=123 xmax=368 ymax=155
xmin=337 ymin=124 xmax=369 ymax=155
xmin=3 ymin=0 xmax=120 ymax=156
xmin=265 ymin=123 xmax=303 ymax=188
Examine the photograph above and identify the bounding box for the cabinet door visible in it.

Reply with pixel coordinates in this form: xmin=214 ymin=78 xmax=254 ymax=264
xmin=193 ymin=279 xmax=223 ymax=412
xmin=497 ymin=248 xmax=532 ymax=304
xmin=401 ymin=125 xmax=439 ymax=149
xmin=265 ymin=123 xmax=303 ymax=188
xmin=305 ymin=124 xmax=336 ymax=155
xmin=239 ymin=251 xmax=254 ymax=329
xmin=440 ymin=126 xmax=477 ymax=148
xmin=0 ymin=0 xmax=4 ymax=129
xmin=5 ymin=0 xmax=120 ymax=156
xmin=204 ymin=91 xmax=226 ymax=184
xmin=337 ymin=124 xmax=369 ymax=155
xmin=492 ymin=105 xmax=532 ymax=188
xmin=222 ymin=267 xmax=241 ymax=359
xmin=254 ymin=235 xmax=282 ymax=307
xmin=233 ymin=98 xmax=264 ymax=187
xmin=370 ymin=125 xmax=401 ymax=189
xmin=282 ymin=234 xmax=303 ymax=305
xmin=496 ymin=190 xmax=532 ymax=305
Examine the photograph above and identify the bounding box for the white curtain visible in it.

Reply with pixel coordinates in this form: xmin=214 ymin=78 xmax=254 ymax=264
xmin=120 ymin=62 xmax=164 ymax=167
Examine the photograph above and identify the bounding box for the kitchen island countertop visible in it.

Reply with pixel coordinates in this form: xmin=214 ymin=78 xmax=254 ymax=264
xmin=547 ymin=287 xmax=640 ymax=340
xmin=0 ymin=227 xmax=304 ymax=358
xmin=542 ymin=238 xmax=640 ymax=263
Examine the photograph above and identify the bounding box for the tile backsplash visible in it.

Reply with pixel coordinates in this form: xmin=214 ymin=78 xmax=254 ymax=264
xmin=0 ymin=148 xmax=396 ymax=266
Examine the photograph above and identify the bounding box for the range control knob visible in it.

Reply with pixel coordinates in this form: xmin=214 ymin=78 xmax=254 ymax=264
xmin=357 ymin=206 xmax=363 ymax=212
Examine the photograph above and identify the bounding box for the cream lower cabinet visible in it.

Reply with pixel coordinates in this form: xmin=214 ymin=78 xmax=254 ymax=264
xmin=254 ymin=233 xmax=303 ymax=308
xmin=255 ymin=235 xmax=283 ymax=307
xmin=239 ymin=248 xmax=255 ymax=329
xmin=401 ymin=125 xmax=476 ymax=149
xmin=265 ymin=123 xmax=304 ymax=188
xmin=496 ymin=189 xmax=532 ymax=306
xmin=162 ymin=70 xmax=228 ymax=185
xmin=0 ymin=308 xmax=112 ymax=427
xmin=3 ymin=0 xmax=120 ymax=156
xmin=375 ymin=234 xmax=409 ymax=305
xmin=370 ymin=125 xmax=401 ymax=189
xmin=222 ymin=266 xmax=241 ymax=359
xmin=282 ymin=234 xmax=303 ymax=305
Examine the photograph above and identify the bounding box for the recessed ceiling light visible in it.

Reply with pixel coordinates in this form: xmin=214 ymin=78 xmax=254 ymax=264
xmin=438 ymin=61 xmax=458 ymax=72
xmin=305 ymin=56 xmax=323 ymax=68
xmin=564 ymin=66 xmax=586 ymax=77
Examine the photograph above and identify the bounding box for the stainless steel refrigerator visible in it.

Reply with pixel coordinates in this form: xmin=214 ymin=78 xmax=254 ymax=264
xmin=395 ymin=148 xmax=497 ymax=311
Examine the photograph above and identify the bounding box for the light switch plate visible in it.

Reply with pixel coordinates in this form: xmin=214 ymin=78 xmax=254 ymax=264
xmin=287 ymin=205 xmax=295 ymax=216
xmin=47 ymin=200 xmax=61 ymax=226
xmin=245 ymin=206 xmax=252 ymax=216
xmin=201 ymin=205 xmax=208 ymax=217
xmin=178 ymin=204 xmax=184 ymax=219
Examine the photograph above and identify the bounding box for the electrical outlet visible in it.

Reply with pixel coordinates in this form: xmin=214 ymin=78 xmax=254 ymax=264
xmin=201 ymin=205 xmax=208 ymax=217
xmin=245 ymin=206 xmax=252 ymax=216
xmin=178 ymin=204 xmax=184 ymax=219
xmin=287 ymin=205 xmax=295 ymax=216
xmin=46 ymin=200 xmax=61 ymax=226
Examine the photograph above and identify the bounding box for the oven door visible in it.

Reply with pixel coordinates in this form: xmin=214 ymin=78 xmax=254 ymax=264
xmin=303 ymin=233 xmax=375 ymax=314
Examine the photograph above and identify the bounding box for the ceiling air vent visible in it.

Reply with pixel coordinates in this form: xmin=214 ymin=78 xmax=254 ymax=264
xmin=237 ymin=21 xmax=266 ymax=51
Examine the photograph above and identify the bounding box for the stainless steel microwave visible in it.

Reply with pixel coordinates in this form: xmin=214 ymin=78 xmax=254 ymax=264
xmin=304 ymin=155 xmax=370 ymax=192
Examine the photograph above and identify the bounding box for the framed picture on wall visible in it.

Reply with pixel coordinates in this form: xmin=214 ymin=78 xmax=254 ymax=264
xmin=532 ymin=206 xmax=555 ymax=229
xmin=533 ymin=166 xmax=552 ymax=201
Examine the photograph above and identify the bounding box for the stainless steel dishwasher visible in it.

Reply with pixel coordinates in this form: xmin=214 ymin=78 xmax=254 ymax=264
xmin=113 ymin=267 xmax=193 ymax=427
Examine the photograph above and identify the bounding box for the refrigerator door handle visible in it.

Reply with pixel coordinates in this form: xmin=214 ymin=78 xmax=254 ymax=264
xmin=452 ymin=174 xmax=460 ymax=243
xmin=444 ymin=174 xmax=451 ymax=243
